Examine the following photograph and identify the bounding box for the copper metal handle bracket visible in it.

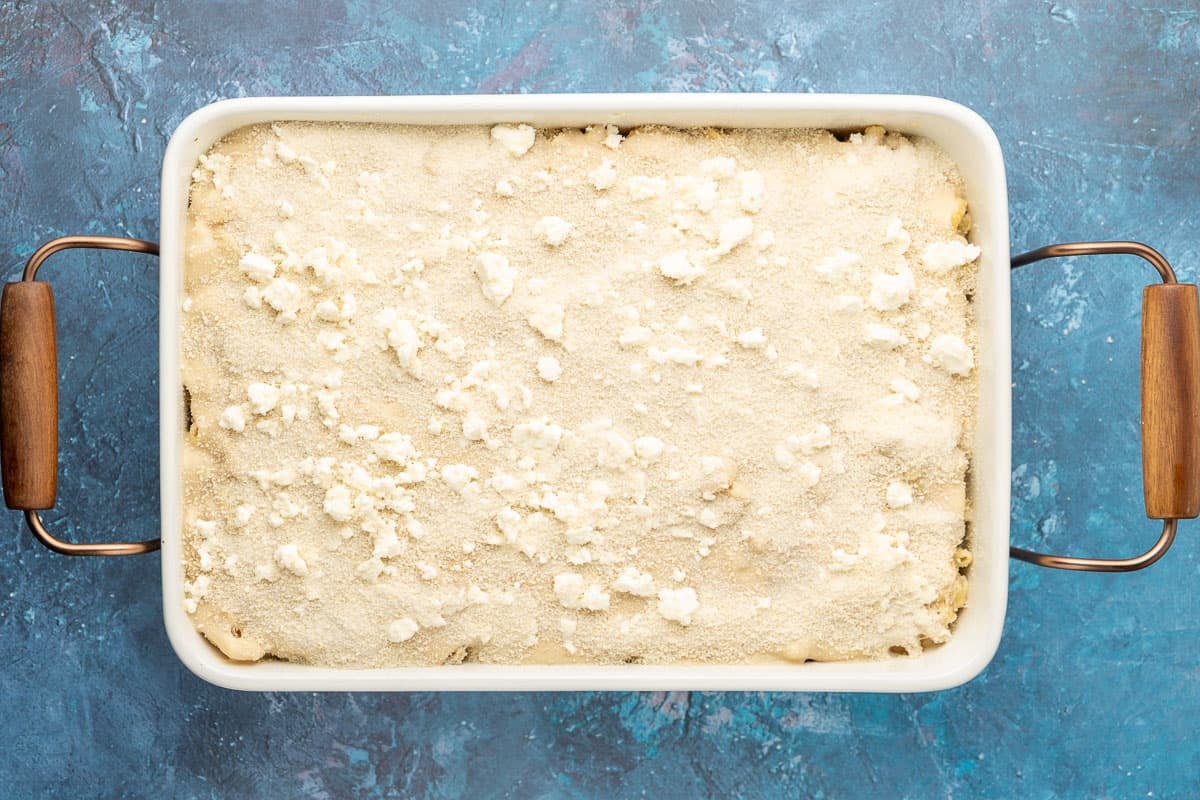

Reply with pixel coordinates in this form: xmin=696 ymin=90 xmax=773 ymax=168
xmin=1 ymin=235 xmax=160 ymax=556
xmin=1010 ymin=241 xmax=1193 ymax=571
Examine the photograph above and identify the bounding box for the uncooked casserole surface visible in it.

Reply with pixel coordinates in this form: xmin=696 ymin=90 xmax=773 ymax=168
xmin=181 ymin=121 xmax=977 ymax=667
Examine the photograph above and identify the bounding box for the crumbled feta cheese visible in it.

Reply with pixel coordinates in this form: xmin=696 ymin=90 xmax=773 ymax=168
xmin=813 ymin=249 xmax=860 ymax=280
xmin=323 ymin=484 xmax=354 ymax=522
xmin=634 ymin=436 xmax=665 ymax=461
xmin=774 ymin=443 xmax=796 ymax=470
xmin=253 ymin=563 xmax=278 ymax=583
xmin=314 ymin=300 xmax=339 ymax=322
xmin=831 ymin=531 xmax=913 ymax=572
xmin=243 ymin=286 xmax=263 ymax=309
xmin=737 ymin=327 xmax=767 ymax=349
xmin=239 ymin=252 xmax=276 ymax=284
xmin=197 ymin=545 xmax=214 ymax=573
xmin=308 ymin=390 xmax=338 ymax=425
xmin=658 ymin=250 xmax=704 ymax=285
xmin=619 ymin=325 xmax=653 ymax=348
xmin=338 ymin=424 xmax=378 ymax=445
xmin=527 ymin=303 xmax=565 ymax=341
xmin=373 ymin=432 xmax=417 ymax=463
xmin=262 ymin=278 xmax=303 ymax=320
xmin=886 ymin=481 xmax=914 ymax=508
xmin=537 ymin=356 xmax=562 ymax=382
xmin=387 ymin=618 xmax=419 ymax=643
xmin=317 ymin=330 xmax=345 ymax=352
xmin=435 ymin=335 xmax=465 ymax=361
xmin=647 ymin=346 xmax=703 ymax=366
xmin=788 ymin=423 xmax=832 ymax=454
xmin=183 ymin=573 xmax=211 ymax=614
xmin=884 ymin=217 xmax=911 ymax=252
xmin=596 ymin=430 xmax=635 ymax=469
xmin=495 ymin=178 xmax=515 ymax=197
xmin=512 ymin=418 xmax=564 ymax=450
xmin=375 ymin=308 xmax=423 ymax=377
xmin=440 ymin=464 xmax=479 ymax=493
xmin=401 ymin=518 xmax=424 ymax=541
xmin=219 ymin=405 xmax=247 ymax=432
xmin=921 ymin=240 xmax=981 ymax=273
xmin=558 ymin=617 xmax=578 ymax=653
xmin=462 ymin=412 xmax=489 ymax=442
xmin=796 ymin=461 xmax=822 ymax=488
xmin=699 ymin=455 xmax=735 ymax=493
xmin=475 ymin=251 xmax=517 ymax=306
xmin=315 ymin=292 xmax=357 ymax=323
xmin=612 ymin=566 xmax=656 ymax=597
xmin=493 ymin=506 xmax=523 ymax=544
xmin=553 ymin=572 xmax=610 ymax=611
xmin=533 ymin=216 xmax=573 ymax=246
xmin=491 ymin=124 xmax=536 ymax=156
xmin=929 ymin=334 xmax=974 ymax=376
xmin=715 ymin=217 xmax=754 ymax=255
xmin=588 ymin=158 xmax=617 ymax=190
xmin=274 ymin=544 xmax=308 ymax=577
xmin=247 ymin=383 xmax=280 ymax=415
xmin=868 ymin=268 xmax=915 ymax=311
xmin=434 ymin=387 xmax=469 ymax=413
xmin=863 ymin=323 xmax=907 ymax=350
xmin=782 ymin=362 xmax=820 ymax=389
xmin=233 ymin=504 xmax=256 ymax=527
xmin=657 ymin=587 xmax=699 ymax=625
xmin=928 ymin=287 xmax=951 ymax=306
xmin=602 ymin=124 xmax=623 ymax=149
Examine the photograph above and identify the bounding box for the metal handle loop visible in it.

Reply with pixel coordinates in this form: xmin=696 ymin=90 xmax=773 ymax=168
xmin=1010 ymin=241 xmax=1181 ymax=572
xmin=12 ymin=235 xmax=160 ymax=556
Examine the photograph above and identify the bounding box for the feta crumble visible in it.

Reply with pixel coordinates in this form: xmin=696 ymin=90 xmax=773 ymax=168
xmin=533 ymin=216 xmax=573 ymax=247
xmin=921 ymin=239 xmax=980 ymax=273
xmin=537 ymin=356 xmax=563 ymax=382
xmin=387 ymin=618 xmax=419 ymax=643
xmin=929 ymin=334 xmax=974 ymax=376
xmin=491 ymin=124 xmax=536 ymax=156
xmin=657 ymin=587 xmax=699 ymax=625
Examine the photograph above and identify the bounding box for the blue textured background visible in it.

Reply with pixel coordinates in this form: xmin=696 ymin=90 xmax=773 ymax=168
xmin=1 ymin=1 xmax=1198 ymax=797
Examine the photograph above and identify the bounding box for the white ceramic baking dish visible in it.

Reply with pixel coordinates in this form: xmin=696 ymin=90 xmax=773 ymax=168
xmin=5 ymin=94 xmax=1193 ymax=693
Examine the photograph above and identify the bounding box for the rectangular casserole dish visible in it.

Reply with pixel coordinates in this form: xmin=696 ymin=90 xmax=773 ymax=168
xmin=158 ymin=94 xmax=1013 ymax=692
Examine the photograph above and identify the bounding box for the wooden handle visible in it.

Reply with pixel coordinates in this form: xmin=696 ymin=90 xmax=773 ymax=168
xmin=0 ymin=282 xmax=58 ymax=510
xmin=1142 ymin=283 xmax=1200 ymax=519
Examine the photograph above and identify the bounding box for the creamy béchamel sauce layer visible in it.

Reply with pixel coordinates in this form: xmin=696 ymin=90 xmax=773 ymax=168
xmin=181 ymin=122 xmax=977 ymax=667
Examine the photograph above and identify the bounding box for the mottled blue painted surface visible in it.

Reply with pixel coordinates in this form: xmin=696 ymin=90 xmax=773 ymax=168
xmin=0 ymin=1 xmax=1197 ymax=797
